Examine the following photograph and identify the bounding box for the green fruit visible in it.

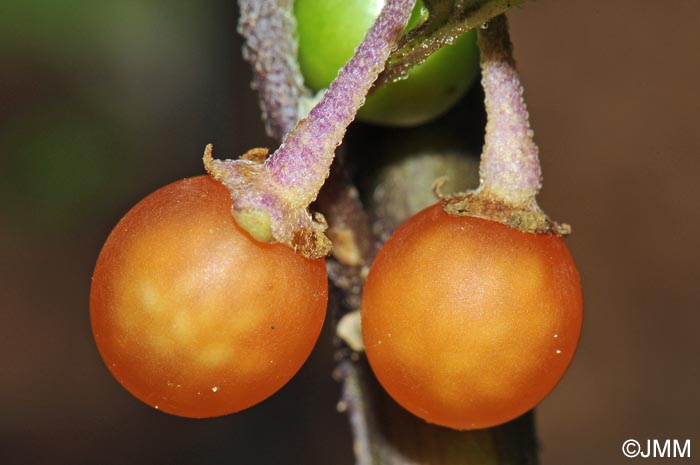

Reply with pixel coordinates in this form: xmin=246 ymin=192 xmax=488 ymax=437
xmin=295 ymin=0 xmax=480 ymax=127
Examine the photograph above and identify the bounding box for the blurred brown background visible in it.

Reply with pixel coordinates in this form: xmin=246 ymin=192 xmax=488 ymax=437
xmin=1 ymin=1 xmax=698 ymax=464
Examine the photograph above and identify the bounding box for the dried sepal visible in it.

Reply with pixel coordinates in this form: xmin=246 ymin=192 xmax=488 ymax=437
xmin=204 ymin=145 xmax=332 ymax=258
xmin=440 ymin=14 xmax=571 ymax=236
xmin=209 ymin=0 xmax=417 ymax=258
xmin=442 ymin=193 xmax=570 ymax=235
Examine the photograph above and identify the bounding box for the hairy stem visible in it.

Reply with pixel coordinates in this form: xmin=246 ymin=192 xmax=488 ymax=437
xmin=267 ymin=0 xmax=416 ymax=205
xmin=237 ymin=0 xmax=309 ymax=140
xmin=376 ymin=0 xmax=528 ymax=89
xmin=207 ymin=0 xmax=416 ymax=258
xmin=477 ymin=14 xmax=541 ymax=206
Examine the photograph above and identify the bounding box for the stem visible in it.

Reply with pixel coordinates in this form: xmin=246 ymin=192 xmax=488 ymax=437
xmin=336 ymin=356 xmax=539 ymax=465
xmin=206 ymin=0 xmax=416 ymax=258
xmin=477 ymin=14 xmax=541 ymax=206
xmin=377 ymin=0 xmax=528 ymax=89
xmin=237 ymin=0 xmax=309 ymax=140
xmin=267 ymin=0 xmax=416 ymax=205
xmin=442 ymin=14 xmax=568 ymax=235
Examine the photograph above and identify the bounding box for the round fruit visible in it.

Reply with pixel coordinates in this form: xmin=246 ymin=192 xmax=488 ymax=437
xmin=361 ymin=203 xmax=583 ymax=430
xmin=90 ymin=175 xmax=328 ymax=418
xmin=295 ymin=0 xmax=480 ymax=126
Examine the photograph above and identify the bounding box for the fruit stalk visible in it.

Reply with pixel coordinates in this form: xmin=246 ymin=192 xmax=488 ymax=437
xmin=265 ymin=0 xmax=416 ymax=203
xmin=477 ymin=14 xmax=541 ymax=207
xmin=375 ymin=0 xmax=527 ymax=89
xmin=206 ymin=0 xmax=417 ymax=258
xmin=442 ymin=14 xmax=568 ymax=235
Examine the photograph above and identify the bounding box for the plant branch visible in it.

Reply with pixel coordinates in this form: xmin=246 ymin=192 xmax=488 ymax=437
xmin=376 ymin=0 xmax=527 ymax=89
xmin=235 ymin=4 xmax=542 ymax=464
xmin=335 ymin=340 xmax=539 ymax=465
xmin=237 ymin=0 xmax=309 ymax=140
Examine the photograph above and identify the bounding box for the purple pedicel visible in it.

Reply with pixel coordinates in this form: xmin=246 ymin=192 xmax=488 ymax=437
xmin=266 ymin=0 xmax=415 ymax=204
xmin=478 ymin=15 xmax=542 ymax=206
xmin=206 ymin=0 xmax=415 ymax=256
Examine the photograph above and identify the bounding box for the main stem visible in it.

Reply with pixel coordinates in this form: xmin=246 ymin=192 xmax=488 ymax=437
xmin=237 ymin=0 xmax=309 ymax=140
xmin=478 ymin=15 xmax=542 ymax=207
xmin=266 ymin=0 xmax=416 ymax=205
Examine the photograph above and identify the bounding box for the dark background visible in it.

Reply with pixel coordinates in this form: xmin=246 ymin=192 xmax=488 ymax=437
xmin=1 ymin=1 xmax=698 ymax=464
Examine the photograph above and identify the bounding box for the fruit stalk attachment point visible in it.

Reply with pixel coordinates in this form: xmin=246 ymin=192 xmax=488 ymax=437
xmin=442 ymin=14 xmax=570 ymax=235
xmin=205 ymin=0 xmax=417 ymax=258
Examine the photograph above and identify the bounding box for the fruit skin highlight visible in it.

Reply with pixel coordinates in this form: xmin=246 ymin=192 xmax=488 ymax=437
xmin=361 ymin=203 xmax=583 ymax=430
xmin=90 ymin=175 xmax=328 ymax=418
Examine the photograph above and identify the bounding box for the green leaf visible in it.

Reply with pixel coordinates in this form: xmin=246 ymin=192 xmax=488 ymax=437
xmin=376 ymin=0 xmax=527 ymax=87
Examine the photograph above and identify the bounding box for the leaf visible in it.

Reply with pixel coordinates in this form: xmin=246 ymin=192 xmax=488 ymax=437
xmin=375 ymin=0 xmax=528 ymax=87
